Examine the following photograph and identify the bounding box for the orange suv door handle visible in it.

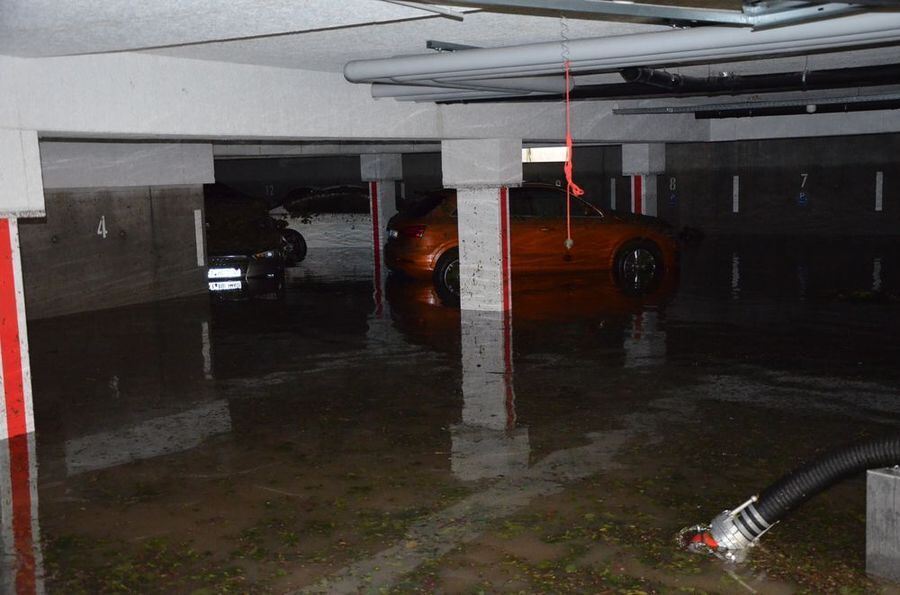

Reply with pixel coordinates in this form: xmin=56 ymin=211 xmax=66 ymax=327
xmin=539 ymin=226 xmax=552 ymax=232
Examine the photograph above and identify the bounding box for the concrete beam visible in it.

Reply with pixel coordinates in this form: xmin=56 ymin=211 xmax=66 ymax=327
xmin=710 ymin=110 xmax=900 ymax=142
xmin=40 ymin=142 xmax=214 ymax=189
xmin=442 ymin=139 xmax=522 ymax=189
xmin=360 ymin=153 xmax=403 ymax=182
xmin=0 ymin=130 xmax=44 ymax=218
xmin=622 ymin=143 xmax=666 ymax=176
xmin=0 ymin=54 xmax=707 ymax=144
xmin=213 ymin=143 xmax=441 ymax=158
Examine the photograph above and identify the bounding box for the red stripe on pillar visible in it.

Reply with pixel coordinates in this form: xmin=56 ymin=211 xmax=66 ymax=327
xmin=499 ymin=186 xmax=515 ymax=428
xmin=0 ymin=219 xmax=28 ymax=440
xmin=9 ymin=435 xmax=37 ymax=594
xmin=499 ymin=187 xmax=512 ymax=313
xmin=632 ymin=176 xmax=643 ymax=215
xmin=369 ymin=182 xmax=383 ymax=317
xmin=502 ymin=311 xmax=515 ymax=430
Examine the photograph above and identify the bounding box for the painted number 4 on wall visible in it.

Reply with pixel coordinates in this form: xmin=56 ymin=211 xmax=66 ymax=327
xmin=97 ymin=215 xmax=108 ymax=239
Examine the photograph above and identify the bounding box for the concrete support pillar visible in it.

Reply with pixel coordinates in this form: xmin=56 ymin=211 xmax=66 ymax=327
xmin=442 ymin=139 xmax=522 ymax=312
xmin=622 ymin=143 xmax=665 ymax=217
xmin=0 ymin=135 xmax=44 ymax=591
xmin=451 ymin=309 xmax=528 ymax=481
xmin=0 ymin=131 xmax=45 ymax=219
xmin=360 ymin=154 xmax=402 ymax=317
xmin=867 ymin=467 xmax=900 ymax=583
xmin=0 ymin=220 xmax=34 ymax=441
xmin=628 ymin=175 xmax=658 ymax=217
xmin=0 ymin=433 xmax=43 ymax=593
xmin=0 ymin=130 xmax=43 ymax=442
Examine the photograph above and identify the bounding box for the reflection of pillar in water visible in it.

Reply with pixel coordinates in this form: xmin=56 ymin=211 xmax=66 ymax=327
xmin=797 ymin=263 xmax=808 ymax=300
xmin=0 ymin=433 xmax=45 ymax=594
xmin=873 ymin=257 xmax=883 ymax=292
xmin=460 ymin=310 xmax=514 ymax=431
xmin=451 ymin=309 xmax=529 ymax=481
xmin=731 ymin=252 xmax=741 ymax=300
xmin=623 ymin=310 xmax=667 ymax=369
xmin=201 ymin=321 xmax=213 ymax=380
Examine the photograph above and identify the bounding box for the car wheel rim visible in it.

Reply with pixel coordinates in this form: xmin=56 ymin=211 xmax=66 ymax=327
xmin=444 ymin=259 xmax=460 ymax=296
xmin=622 ymin=247 xmax=657 ymax=288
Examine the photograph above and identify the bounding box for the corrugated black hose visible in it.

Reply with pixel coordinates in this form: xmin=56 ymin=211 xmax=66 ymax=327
xmin=755 ymin=435 xmax=900 ymax=525
xmin=698 ymin=435 xmax=900 ymax=558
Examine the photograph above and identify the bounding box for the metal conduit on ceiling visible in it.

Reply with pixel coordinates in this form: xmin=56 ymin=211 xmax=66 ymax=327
xmin=345 ymin=12 xmax=900 ymax=102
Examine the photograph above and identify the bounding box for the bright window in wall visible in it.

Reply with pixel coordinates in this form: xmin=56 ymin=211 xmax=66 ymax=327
xmin=522 ymin=146 xmax=568 ymax=163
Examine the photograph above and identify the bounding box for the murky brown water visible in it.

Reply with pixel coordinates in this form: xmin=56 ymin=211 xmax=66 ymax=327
xmin=6 ymin=238 xmax=900 ymax=593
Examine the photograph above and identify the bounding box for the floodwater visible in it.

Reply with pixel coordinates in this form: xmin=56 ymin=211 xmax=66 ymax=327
xmin=5 ymin=238 xmax=900 ymax=593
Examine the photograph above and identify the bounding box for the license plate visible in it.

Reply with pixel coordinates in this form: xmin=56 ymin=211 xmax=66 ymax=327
xmin=208 ymin=267 xmax=242 ymax=279
xmin=209 ymin=281 xmax=242 ymax=291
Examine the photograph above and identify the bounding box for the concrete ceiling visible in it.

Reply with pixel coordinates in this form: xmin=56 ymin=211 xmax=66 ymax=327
xmin=2 ymin=0 xmax=898 ymax=85
xmin=0 ymin=0 xmax=473 ymax=58
xmin=149 ymin=12 xmax=662 ymax=72
xmin=0 ymin=1 xmax=747 ymax=62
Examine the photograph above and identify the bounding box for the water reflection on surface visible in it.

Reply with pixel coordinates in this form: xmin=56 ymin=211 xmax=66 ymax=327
xmin=453 ymin=309 xmax=526 ymax=482
xmin=8 ymin=238 xmax=900 ymax=592
xmin=0 ymin=435 xmax=44 ymax=595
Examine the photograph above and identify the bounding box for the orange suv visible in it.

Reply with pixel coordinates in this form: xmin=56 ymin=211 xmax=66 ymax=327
xmin=385 ymin=184 xmax=678 ymax=296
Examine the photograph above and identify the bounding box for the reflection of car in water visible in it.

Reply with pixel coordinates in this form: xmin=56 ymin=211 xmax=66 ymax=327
xmin=205 ymin=184 xmax=288 ymax=299
xmin=384 ymin=183 xmax=678 ymax=298
xmin=386 ymin=271 xmax=678 ymax=355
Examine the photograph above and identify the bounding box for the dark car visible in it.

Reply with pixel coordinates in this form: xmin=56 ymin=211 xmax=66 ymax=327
xmin=205 ymin=184 xmax=286 ymax=299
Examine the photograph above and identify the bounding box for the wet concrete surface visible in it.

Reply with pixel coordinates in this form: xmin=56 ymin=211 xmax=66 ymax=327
xmin=6 ymin=238 xmax=900 ymax=593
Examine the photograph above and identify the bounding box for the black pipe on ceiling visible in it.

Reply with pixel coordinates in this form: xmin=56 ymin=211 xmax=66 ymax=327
xmin=619 ymin=63 xmax=900 ymax=96
xmin=695 ymin=99 xmax=900 ymax=119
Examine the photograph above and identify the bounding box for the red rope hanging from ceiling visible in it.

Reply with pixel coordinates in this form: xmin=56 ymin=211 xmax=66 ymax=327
xmin=563 ymin=60 xmax=583 ymax=250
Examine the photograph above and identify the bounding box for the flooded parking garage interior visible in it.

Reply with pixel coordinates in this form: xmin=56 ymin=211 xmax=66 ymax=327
xmin=4 ymin=1 xmax=900 ymax=594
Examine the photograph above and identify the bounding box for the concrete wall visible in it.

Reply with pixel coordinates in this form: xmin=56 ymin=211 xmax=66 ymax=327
xmin=523 ymin=146 xmax=632 ymax=211
xmin=664 ymin=134 xmax=900 ymax=235
xmin=217 ymin=148 xmax=633 ymax=211
xmin=215 ymin=154 xmax=445 ymax=204
xmin=40 ymin=142 xmax=214 ymax=189
xmin=404 ymin=148 xmax=635 ymax=211
xmin=402 ymin=153 xmax=443 ymax=198
xmin=215 ymin=156 xmax=363 ymax=205
xmin=19 ymin=185 xmax=206 ymax=319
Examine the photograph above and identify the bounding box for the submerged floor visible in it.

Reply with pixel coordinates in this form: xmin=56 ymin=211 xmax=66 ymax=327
xmin=7 ymin=238 xmax=900 ymax=593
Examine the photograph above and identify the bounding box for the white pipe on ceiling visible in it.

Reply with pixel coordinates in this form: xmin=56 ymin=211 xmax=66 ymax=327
xmin=373 ymin=84 xmax=524 ymax=98
xmin=345 ymin=12 xmax=900 ymax=99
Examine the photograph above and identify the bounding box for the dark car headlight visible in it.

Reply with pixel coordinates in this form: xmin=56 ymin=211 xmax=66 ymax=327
xmin=253 ymin=250 xmax=278 ymax=259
